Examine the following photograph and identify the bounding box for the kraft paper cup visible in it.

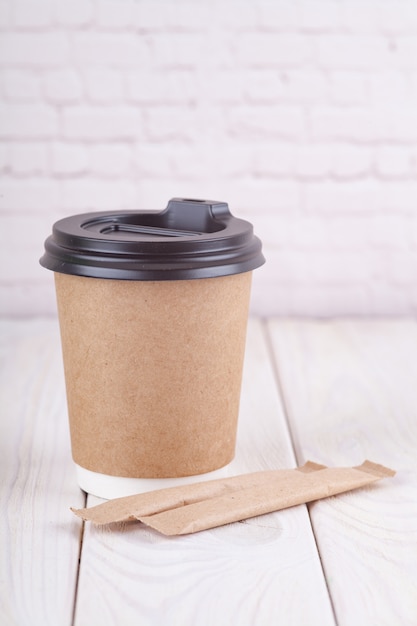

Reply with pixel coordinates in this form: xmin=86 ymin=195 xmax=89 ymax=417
xmin=40 ymin=198 xmax=265 ymax=499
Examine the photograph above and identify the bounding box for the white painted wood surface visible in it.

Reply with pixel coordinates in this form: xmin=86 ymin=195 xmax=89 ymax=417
xmin=267 ymin=319 xmax=417 ymax=626
xmin=0 ymin=319 xmax=85 ymax=626
xmin=1 ymin=318 xmax=416 ymax=626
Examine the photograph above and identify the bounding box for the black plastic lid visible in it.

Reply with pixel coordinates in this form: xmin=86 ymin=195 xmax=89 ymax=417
xmin=40 ymin=198 xmax=265 ymax=281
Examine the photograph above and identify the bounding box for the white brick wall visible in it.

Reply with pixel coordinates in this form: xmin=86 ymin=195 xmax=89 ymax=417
xmin=1 ymin=0 xmax=417 ymax=317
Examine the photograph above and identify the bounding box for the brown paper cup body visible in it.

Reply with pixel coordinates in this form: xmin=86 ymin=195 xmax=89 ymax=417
xmin=54 ymin=271 xmax=252 ymax=479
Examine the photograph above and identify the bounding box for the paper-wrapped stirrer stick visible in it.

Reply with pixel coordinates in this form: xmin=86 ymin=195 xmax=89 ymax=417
xmin=72 ymin=460 xmax=395 ymax=536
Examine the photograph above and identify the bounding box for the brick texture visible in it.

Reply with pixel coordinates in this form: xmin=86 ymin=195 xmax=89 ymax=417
xmin=1 ymin=0 xmax=417 ymax=317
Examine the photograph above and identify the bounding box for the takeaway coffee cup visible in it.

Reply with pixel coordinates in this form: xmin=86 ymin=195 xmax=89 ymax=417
xmin=40 ymin=198 xmax=264 ymax=499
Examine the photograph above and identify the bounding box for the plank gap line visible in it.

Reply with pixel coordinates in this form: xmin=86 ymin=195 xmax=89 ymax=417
xmin=262 ymin=318 xmax=339 ymax=626
xmin=71 ymin=491 xmax=87 ymax=626
xmin=261 ymin=318 xmax=299 ymax=466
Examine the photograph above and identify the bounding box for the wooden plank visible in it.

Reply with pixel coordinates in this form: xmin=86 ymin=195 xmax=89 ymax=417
xmin=0 ymin=319 xmax=85 ymax=626
xmin=267 ymin=319 xmax=417 ymax=626
xmin=74 ymin=319 xmax=336 ymax=626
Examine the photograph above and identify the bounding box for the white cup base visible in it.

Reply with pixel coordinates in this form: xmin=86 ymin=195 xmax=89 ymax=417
xmin=75 ymin=463 xmax=232 ymax=500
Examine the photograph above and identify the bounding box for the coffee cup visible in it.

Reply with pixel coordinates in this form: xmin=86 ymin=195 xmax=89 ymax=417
xmin=40 ymin=198 xmax=264 ymax=499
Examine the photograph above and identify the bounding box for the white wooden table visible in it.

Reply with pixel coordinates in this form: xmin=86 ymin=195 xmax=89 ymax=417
xmin=1 ymin=318 xmax=416 ymax=626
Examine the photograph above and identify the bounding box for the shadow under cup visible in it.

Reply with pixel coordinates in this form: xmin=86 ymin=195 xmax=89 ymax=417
xmin=40 ymin=198 xmax=264 ymax=499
